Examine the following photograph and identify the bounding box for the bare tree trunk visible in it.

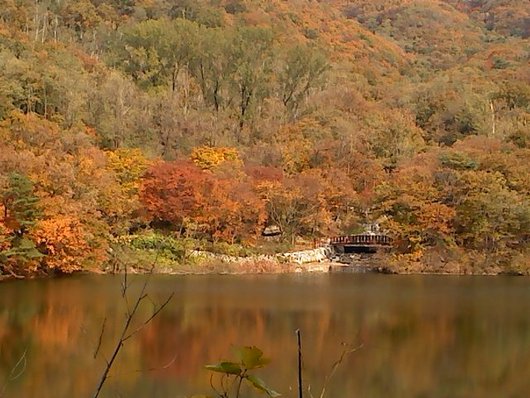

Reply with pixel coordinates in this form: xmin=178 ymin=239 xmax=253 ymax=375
xmin=182 ymin=68 xmax=190 ymax=117
xmin=53 ymin=16 xmax=58 ymax=43
xmin=33 ymin=0 xmax=40 ymax=43
xmin=490 ymin=100 xmax=496 ymax=137
xmin=41 ymin=11 xmax=47 ymax=43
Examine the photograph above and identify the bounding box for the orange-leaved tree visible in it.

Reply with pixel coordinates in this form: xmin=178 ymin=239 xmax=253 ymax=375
xmin=203 ymin=177 xmax=266 ymax=244
xmin=31 ymin=215 xmax=90 ymax=272
xmin=141 ymin=160 xmax=266 ymax=243
xmin=140 ymin=160 xmax=214 ymax=234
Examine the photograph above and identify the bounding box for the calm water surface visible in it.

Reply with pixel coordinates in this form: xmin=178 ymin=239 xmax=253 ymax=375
xmin=1 ymin=274 xmax=530 ymax=398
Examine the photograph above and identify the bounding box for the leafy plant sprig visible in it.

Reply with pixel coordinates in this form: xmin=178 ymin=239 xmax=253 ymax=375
xmin=195 ymin=346 xmax=280 ymax=398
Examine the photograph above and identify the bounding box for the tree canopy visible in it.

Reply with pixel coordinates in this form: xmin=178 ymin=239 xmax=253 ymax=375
xmin=0 ymin=0 xmax=529 ymax=275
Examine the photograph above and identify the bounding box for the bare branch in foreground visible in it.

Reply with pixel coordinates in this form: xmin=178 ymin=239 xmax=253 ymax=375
xmin=0 ymin=348 xmax=28 ymax=398
xmin=122 ymin=292 xmax=174 ymax=342
xmin=136 ymin=353 xmax=178 ymax=373
xmin=92 ymin=257 xmax=171 ymax=398
xmin=93 ymin=317 xmax=107 ymax=359
xmin=318 ymin=342 xmax=364 ymax=398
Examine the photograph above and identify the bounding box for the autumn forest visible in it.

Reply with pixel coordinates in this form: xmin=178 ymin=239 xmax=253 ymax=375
xmin=0 ymin=0 xmax=529 ymax=277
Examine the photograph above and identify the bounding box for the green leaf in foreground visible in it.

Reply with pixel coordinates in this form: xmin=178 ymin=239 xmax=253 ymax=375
xmin=204 ymin=361 xmax=242 ymax=375
xmin=246 ymin=374 xmax=281 ymax=397
xmin=236 ymin=345 xmax=270 ymax=370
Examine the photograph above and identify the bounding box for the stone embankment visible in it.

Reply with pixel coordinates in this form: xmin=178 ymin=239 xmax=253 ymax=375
xmin=186 ymin=246 xmax=336 ymax=273
xmin=188 ymin=250 xmax=277 ymax=264
xmin=278 ymin=246 xmax=333 ymax=264
xmin=189 ymin=246 xmax=334 ymax=265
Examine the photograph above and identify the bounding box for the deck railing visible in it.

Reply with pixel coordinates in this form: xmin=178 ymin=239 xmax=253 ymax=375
xmin=330 ymin=234 xmax=392 ymax=246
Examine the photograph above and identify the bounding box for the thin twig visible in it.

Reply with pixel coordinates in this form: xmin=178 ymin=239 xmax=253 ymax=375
xmin=210 ymin=373 xmax=224 ymax=398
xmin=318 ymin=343 xmax=364 ymax=398
xmin=93 ymin=317 xmax=107 ymax=359
xmin=0 ymin=348 xmax=28 ymax=398
xmin=8 ymin=349 xmax=27 ymax=380
xmin=92 ymin=256 xmax=170 ymax=398
xmin=121 ymin=265 xmax=128 ymax=298
xmin=122 ymin=265 xmax=130 ymax=316
xmin=122 ymin=293 xmax=174 ymax=342
xmin=136 ymin=353 xmax=178 ymax=373
xmin=235 ymin=374 xmax=245 ymax=398
xmin=220 ymin=373 xmax=230 ymax=396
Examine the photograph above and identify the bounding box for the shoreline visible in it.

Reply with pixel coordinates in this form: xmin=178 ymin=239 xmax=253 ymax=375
xmin=1 ymin=271 xmax=526 ymax=283
xmin=2 ymin=259 xmax=528 ymax=283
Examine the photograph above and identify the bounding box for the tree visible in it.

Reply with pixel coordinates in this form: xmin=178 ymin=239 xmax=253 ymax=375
xmin=87 ymin=71 xmax=150 ymax=149
xmin=278 ymin=44 xmax=328 ymax=118
xmin=203 ymin=178 xmax=266 ymax=243
xmin=113 ymin=18 xmax=200 ymax=92
xmin=106 ymin=148 xmax=150 ymax=195
xmin=103 ymin=148 xmax=150 ymax=234
xmin=61 ymin=0 xmax=101 ymax=40
xmin=190 ymin=146 xmax=241 ymax=170
xmin=140 ymin=161 xmax=213 ymax=232
xmin=257 ymin=172 xmax=333 ymax=243
xmin=274 ymin=120 xmax=314 ymax=175
xmin=365 ymin=109 xmax=425 ymax=168
xmin=374 ymin=153 xmax=456 ymax=255
xmin=445 ymin=170 xmax=530 ymax=252
xmin=2 ymin=173 xmax=40 ymax=237
xmin=32 ymin=216 xmax=89 ymax=272
xmin=0 ymin=172 xmax=43 ymax=273
xmin=229 ymin=27 xmax=274 ymax=136
xmin=140 ymin=159 xmax=266 ymax=243
xmin=190 ymin=27 xmax=234 ymax=112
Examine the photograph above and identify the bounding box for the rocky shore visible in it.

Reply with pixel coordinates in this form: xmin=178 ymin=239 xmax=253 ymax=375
xmin=141 ymin=246 xmax=391 ymax=275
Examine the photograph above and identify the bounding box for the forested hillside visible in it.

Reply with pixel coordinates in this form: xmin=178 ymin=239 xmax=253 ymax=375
xmin=0 ymin=0 xmax=529 ymax=276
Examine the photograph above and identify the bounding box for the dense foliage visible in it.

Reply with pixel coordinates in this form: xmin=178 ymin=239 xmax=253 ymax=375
xmin=0 ymin=0 xmax=528 ymax=275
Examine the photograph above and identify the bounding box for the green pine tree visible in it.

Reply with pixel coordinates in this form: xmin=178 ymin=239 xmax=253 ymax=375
xmin=2 ymin=172 xmax=41 ymax=235
xmin=1 ymin=173 xmax=43 ymax=269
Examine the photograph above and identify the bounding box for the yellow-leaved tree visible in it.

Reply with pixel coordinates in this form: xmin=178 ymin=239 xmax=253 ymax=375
xmin=190 ymin=146 xmax=241 ymax=171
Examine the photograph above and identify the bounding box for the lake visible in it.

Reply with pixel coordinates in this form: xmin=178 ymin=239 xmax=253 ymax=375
xmin=1 ymin=273 xmax=530 ymax=397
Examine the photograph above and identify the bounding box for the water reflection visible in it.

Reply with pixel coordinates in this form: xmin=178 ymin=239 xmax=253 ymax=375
xmin=1 ymin=274 xmax=530 ymax=397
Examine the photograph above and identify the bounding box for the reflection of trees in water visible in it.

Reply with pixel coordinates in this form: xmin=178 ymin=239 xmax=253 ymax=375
xmin=138 ymin=304 xmax=367 ymax=393
xmin=0 ymin=279 xmax=145 ymax=398
xmin=138 ymin=295 xmax=530 ymax=397
xmin=140 ymin=308 xmax=282 ymax=381
xmin=348 ymin=309 xmax=530 ymax=397
xmin=0 ymin=290 xmax=95 ymax=397
xmin=2 ymin=276 xmax=530 ymax=397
